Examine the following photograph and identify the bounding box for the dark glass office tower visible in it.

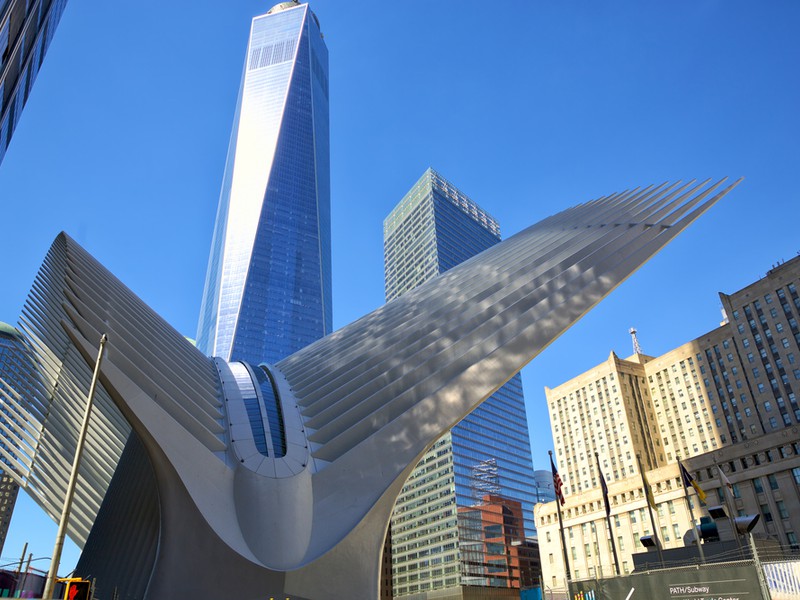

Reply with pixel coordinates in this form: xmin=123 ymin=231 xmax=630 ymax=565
xmin=0 ymin=0 xmax=69 ymax=164
xmin=384 ymin=169 xmax=538 ymax=596
xmin=196 ymin=1 xmax=331 ymax=365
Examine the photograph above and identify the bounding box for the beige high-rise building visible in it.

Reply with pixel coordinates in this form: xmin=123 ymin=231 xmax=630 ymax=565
xmin=536 ymin=256 xmax=800 ymax=588
xmin=547 ymin=352 xmax=660 ymax=498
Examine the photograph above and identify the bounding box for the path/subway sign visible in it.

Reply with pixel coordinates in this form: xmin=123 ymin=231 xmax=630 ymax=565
xmin=570 ymin=563 xmax=764 ymax=600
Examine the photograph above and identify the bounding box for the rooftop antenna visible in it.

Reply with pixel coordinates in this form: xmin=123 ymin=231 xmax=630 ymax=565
xmin=629 ymin=327 xmax=642 ymax=355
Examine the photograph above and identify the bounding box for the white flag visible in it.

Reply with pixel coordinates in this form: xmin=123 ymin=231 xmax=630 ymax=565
xmin=718 ymin=466 xmax=733 ymax=492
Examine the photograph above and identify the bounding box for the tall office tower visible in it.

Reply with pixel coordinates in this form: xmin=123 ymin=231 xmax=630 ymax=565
xmin=77 ymin=4 xmax=329 ymax=595
xmin=385 ymin=168 xmax=538 ymax=597
xmin=544 ymin=352 xmax=662 ymax=498
xmin=0 ymin=322 xmax=35 ymax=554
xmin=0 ymin=0 xmax=68 ymax=164
xmin=719 ymin=258 xmax=800 ymax=433
xmin=533 ymin=469 xmax=557 ymax=504
xmin=536 ymin=256 xmax=800 ymax=588
xmin=196 ymin=0 xmax=331 ymax=365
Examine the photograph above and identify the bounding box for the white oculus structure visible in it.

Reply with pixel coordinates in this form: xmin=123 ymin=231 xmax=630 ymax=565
xmin=3 ymin=178 xmax=740 ymax=599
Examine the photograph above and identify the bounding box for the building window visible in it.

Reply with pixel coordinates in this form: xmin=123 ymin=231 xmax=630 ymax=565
xmin=754 ymin=478 xmax=764 ymax=493
xmin=768 ymin=474 xmax=779 ymax=490
xmin=788 ymin=532 xmax=799 ymax=551
xmin=777 ymin=501 xmax=789 ymax=520
xmin=761 ymin=504 xmax=773 ymax=522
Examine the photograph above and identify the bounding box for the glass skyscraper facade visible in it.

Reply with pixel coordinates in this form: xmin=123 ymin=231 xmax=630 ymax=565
xmin=1 ymin=0 xmax=69 ymax=164
xmin=196 ymin=1 xmax=331 ymax=366
xmin=384 ymin=169 xmax=538 ymax=596
xmin=0 ymin=322 xmax=36 ymax=554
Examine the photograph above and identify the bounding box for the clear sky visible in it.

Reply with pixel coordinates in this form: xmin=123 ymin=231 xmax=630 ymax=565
xmin=0 ymin=0 xmax=798 ymax=575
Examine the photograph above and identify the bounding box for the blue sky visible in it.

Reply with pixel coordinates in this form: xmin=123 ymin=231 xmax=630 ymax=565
xmin=0 ymin=0 xmax=798 ymax=573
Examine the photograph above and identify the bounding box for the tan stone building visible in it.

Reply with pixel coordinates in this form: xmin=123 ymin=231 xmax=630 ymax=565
xmin=536 ymin=256 xmax=800 ymax=588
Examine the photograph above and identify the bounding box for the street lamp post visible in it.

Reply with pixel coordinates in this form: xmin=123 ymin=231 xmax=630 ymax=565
xmin=18 ymin=552 xmax=32 ymax=594
xmin=42 ymin=334 xmax=108 ymax=600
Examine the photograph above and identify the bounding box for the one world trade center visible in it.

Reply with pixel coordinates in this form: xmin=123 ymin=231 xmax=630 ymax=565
xmin=196 ymin=1 xmax=331 ymax=365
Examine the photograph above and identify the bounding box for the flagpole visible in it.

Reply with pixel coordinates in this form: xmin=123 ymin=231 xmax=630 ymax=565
xmin=43 ymin=334 xmax=108 ymax=600
xmin=595 ymin=452 xmax=620 ymax=576
xmin=635 ymin=453 xmax=664 ymax=567
xmin=683 ymin=483 xmax=706 ymax=563
xmin=549 ymin=451 xmax=571 ymax=585
xmin=714 ymin=460 xmax=742 ymax=554
xmin=591 ymin=521 xmax=601 ymax=577
xmin=679 ymin=459 xmax=706 ymax=564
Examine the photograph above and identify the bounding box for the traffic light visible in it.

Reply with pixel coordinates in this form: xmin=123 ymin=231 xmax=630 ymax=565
xmin=698 ymin=516 xmax=720 ymax=542
xmin=734 ymin=514 xmax=760 ymax=535
xmin=60 ymin=578 xmax=92 ymax=600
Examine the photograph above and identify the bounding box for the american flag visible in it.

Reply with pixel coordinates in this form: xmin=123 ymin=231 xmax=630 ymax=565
xmin=599 ymin=468 xmax=611 ymax=518
xmin=550 ymin=453 xmax=565 ymax=506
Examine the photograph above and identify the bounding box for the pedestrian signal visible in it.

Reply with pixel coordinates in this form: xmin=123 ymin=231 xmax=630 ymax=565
xmin=59 ymin=577 xmax=92 ymax=600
